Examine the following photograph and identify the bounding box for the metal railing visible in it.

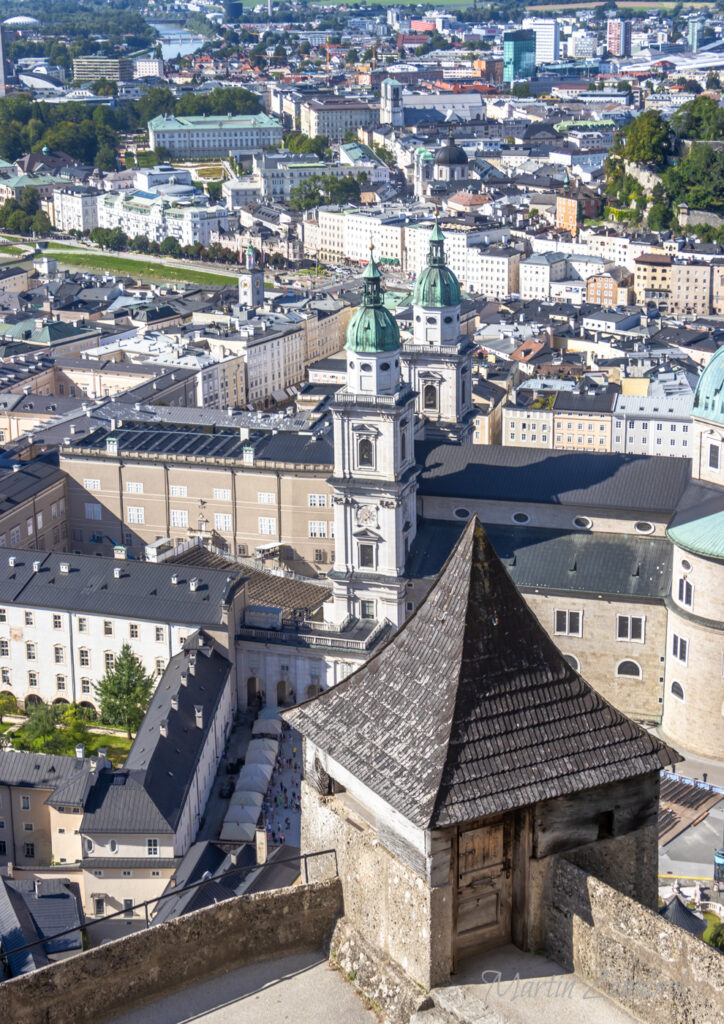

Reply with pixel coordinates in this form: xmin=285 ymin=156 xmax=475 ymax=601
xmin=0 ymin=847 xmax=339 ymax=974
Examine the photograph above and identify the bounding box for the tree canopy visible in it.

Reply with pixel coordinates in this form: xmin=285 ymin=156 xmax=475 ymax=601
xmin=94 ymin=643 xmax=155 ymax=738
xmin=617 ymin=110 xmax=672 ymax=168
xmin=289 ymin=173 xmax=362 ymax=211
xmin=670 ymin=95 xmax=724 ymax=141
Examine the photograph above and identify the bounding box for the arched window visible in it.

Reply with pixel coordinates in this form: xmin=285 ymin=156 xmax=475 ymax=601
xmin=617 ymin=660 xmax=641 ymax=678
xmin=461 ymin=380 xmax=466 ymax=406
xmin=401 ymin=431 xmax=406 ymax=460
xmin=564 ymin=654 xmax=580 ymax=671
xmin=358 ymin=437 xmax=374 ymax=468
xmin=671 ymin=681 xmax=684 ymax=701
xmin=424 ymin=384 xmax=437 ymax=410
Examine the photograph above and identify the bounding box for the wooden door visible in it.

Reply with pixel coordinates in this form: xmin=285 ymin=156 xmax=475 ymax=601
xmin=455 ymin=815 xmax=513 ymax=959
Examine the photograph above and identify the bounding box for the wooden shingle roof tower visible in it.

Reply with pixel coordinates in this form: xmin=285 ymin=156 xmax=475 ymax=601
xmin=285 ymin=517 xmax=679 ymax=829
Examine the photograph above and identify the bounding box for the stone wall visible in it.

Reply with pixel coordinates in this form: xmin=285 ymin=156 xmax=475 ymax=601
xmin=544 ymin=857 xmax=724 ymax=1024
xmin=0 ymin=878 xmax=343 ymax=1024
xmin=301 ymin=780 xmax=453 ymax=992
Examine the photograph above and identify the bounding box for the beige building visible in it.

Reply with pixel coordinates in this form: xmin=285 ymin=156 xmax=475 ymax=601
xmin=502 ymin=398 xmax=554 ymax=448
xmin=0 ymin=456 xmax=67 ymax=552
xmin=633 ymin=253 xmax=672 ymax=307
xmin=552 ymin=392 xmax=615 ymax=452
xmin=669 ymin=261 xmax=712 ymax=317
xmin=300 ymin=98 xmax=379 ymax=143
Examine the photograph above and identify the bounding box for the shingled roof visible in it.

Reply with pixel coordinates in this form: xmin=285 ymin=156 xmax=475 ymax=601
xmin=284 ymin=518 xmax=679 ymax=829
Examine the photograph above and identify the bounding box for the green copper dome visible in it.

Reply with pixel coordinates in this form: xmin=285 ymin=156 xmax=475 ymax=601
xmin=345 ymin=251 xmax=400 ymax=354
xmin=412 ymin=221 xmax=462 ymax=308
xmin=693 ymin=344 xmax=724 ymax=425
xmin=668 ymin=510 xmax=724 ymax=562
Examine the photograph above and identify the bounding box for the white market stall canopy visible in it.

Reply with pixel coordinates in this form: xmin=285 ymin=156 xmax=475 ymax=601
xmin=237 ymin=762 xmax=273 ymax=793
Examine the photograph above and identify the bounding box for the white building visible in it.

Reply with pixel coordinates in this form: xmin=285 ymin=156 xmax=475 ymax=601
xmin=522 ymin=17 xmax=560 ymax=63
xmin=519 ymin=252 xmax=569 ymax=300
xmin=147 ymin=113 xmax=283 ymax=158
xmin=97 ymin=191 xmax=228 ymax=248
xmin=611 ymin=395 xmax=694 ymax=457
xmin=134 ymin=58 xmax=165 ymax=79
xmin=53 ymin=187 xmax=101 ymax=234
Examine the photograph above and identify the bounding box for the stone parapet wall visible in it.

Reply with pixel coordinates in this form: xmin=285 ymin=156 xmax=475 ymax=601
xmin=0 ymin=878 xmax=343 ymax=1024
xmin=545 ymin=857 xmax=724 ymax=1024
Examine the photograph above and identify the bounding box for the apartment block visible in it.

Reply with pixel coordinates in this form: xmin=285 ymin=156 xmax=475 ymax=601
xmin=611 ymin=395 xmax=693 ymax=457
xmin=633 ymin=253 xmax=672 ymax=307
xmin=519 ymin=252 xmax=568 ymax=300
xmin=669 ymin=261 xmax=712 ymax=316
xmin=587 ymin=266 xmax=634 ymax=306
xmin=552 ymin=392 xmax=616 ymax=452
xmin=299 ymin=98 xmax=379 ymax=143
xmin=72 ymin=57 xmax=134 ymax=82
xmin=147 ymin=113 xmax=283 ymax=158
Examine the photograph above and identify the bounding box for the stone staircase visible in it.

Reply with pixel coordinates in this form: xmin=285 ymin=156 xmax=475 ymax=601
xmin=410 ymin=946 xmax=643 ymax=1024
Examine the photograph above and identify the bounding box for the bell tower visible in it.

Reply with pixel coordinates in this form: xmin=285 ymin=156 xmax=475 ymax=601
xmin=328 ymin=246 xmax=418 ymax=629
xmin=238 ymin=244 xmax=264 ymax=310
xmin=401 ymin=219 xmax=475 ymax=442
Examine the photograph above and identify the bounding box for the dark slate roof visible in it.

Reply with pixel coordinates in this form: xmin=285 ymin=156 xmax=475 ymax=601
xmin=659 ymin=894 xmax=707 ymax=936
xmin=283 ymin=519 xmax=679 ymax=829
xmin=254 ymin=429 xmax=334 ymax=466
xmin=0 ymin=550 xmax=243 ymax=625
xmin=0 ymin=455 xmax=63 ymax=517
xmin=0 ymin=749 xmax=93 ymax=792
xmin=4 ymin=879 xmax=83 ymax=954
xmin=0 ymin=877 xmax=47 ymax=976
xmin=81 ymin=637 xmax=231 ymax=835
xmin=418 ymin=443 xmax=691 ymax=515
xmin=152 ymin=841 xmax=255 ymax=925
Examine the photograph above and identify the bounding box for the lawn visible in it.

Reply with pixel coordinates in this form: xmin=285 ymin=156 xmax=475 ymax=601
xmin=0 ymin=244 xmax=28 ymax=256
xmin=11 ymin=724 xmax=134 ymax=766
xmin=528 ymin=0 xmax=712 ymax=7
xmin=195 ymin=165 xmax=225 ymax=180
xmin=49 ymin=249 xmax=239 ymax=288
xmin=703 ymin=911 xmax=722 ymax=947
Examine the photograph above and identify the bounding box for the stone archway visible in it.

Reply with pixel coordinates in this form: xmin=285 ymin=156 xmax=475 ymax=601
xmin=276 ymin=680 xmax=293 ymax=707
xmin=24 ymin=693 xmax=42 ymax=707
xmin=52 ymin=697 xmax=69 ymax=706
xmin=78 ymin=701 xmax=97 ymax=719
xmin=247 ymin=676 xmax=261 ymax=708
xmin=305 ymin=683 xmax=321 ymax=700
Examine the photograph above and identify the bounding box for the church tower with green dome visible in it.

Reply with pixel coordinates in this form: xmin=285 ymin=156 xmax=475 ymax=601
xmin=401 ymin=219 xmax=476 ymax=442
xmin=327 ymin=246 xmax=419 ymax=628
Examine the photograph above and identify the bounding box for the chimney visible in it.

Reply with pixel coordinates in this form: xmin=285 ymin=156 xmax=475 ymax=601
xmin=180 ymin=671 xmax=188 ymax=687
xmin=75 ymin=743 xmax=85 ymax=760
xmin=171 ymin=572 xmax=179 ymax=585
xmin=188 ymin=653 xmax=197 ymax=676
xmin=98 ymin=747 xmax=107 ymax=761
xmin=194 ymin=705 xmax=203 ymax=729
xmin=34 ymin=879 xmax=42 ymax=899
xmin=113 ymin=566 xmax=122 ymax=579
xmin=60 ymin=562 xmax=70 ymax=574
xmin=6 ymin=862 xmax=13 ymax=879
xmin=160 ymin=720 xmax=168 ymax=738
xmin=32 ymin=560 xmax=40 ymax=573
xmin=8 ymin=555 xmax=15 ymax=567
xmin=189 ymin=577 xmax=199 ymax=592
xmin=171 ymin=694 xmax=179 ymax=711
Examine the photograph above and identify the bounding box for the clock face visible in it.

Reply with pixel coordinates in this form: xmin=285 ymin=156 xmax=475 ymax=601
xmin=357 ymin=505 xmax=377 ymax=526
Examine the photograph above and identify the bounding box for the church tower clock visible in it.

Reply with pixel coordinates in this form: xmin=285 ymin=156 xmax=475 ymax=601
xmin=328 ymin=247 xmax=418 ymax=629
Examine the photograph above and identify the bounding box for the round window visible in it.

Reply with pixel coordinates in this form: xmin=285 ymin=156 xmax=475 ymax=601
xmin=380 ymin=362 xmax=390 ymax=371
xmin=635 ymin=521 xmax=654 ymax=534
xmin=564 ymin=654 xmax=579 ymax=671
xmin=415 ymin=315 xmax=421 ymax=322
xmin=681 ymin=559 xmax=692 ymax=572
xmin=512 ymin=512 xmax=529 ymax=524
xmin=109 ymin=839 xmax=118 ymax=853
xmin=454 ymin=508 xmax=470 ymax=519
xmin=360 ymin=363 xmax=372 ymax=372
xmin=444 ymin=316 xmax=453 ymax=324
xmin=573 ymin=516 xmax=592 ymax=530
xmin=426 ymin=316 xmax=435 ymax=324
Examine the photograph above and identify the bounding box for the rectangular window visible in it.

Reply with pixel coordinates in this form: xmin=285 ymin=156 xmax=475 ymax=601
xmin=26 ymin=517 xmax=33 ymax=537
xmin=214 ymin=513 xmax=232 ymax=532
xmin=308 ymin=494 xmax=327 ymax=507
xmin=103 ymin=620 xmax=113 ymax=637
xmin=0 ymin=840 xmax=5 ymax=855
xmin=359 ymin=543 xmax=374 ymax=569
xmin=555 ymin=610 xmax=582 ymax=636
xmin=0 ymin=609 xmax=5 ymax=623
xmin=84 ymin=503 xmax=101 ymax=521
xmin=24 ymin=842 xmax=34 ymax=859
xmin=80 ymin=649 xmax=90 ymax=667
xmin=53 ymin=614 xmax=62 ymax=630
xmin=215 ymin=488 xmax=232 ymax=501
xmin=123 ymin=899 xmax=134 ymax=918
xmin=617 ymin=615 xmax=644 ymax=642
xmin=84 ymin=478 xmax=100 ymax=491
xmin=308 ymin=521 xmax=327 ymax=538
xmin=678 ymin=578 xmax=693 ymax=607
xmin=672 ymin=634 xmax=688 ymax=663
xmin=78 ymin=617 xmax=87 ymax=633
xmin=25 ymin=611 xmax=33 ymax=627
xmin=23 ymin=823 xmax=33 ymax=832
xmin=169 ymin=485 xmax=187 ymax=498
xmin=26 ymin=642 xmax=36 ymax=661
xmin=709 ymin=444 xmax=720 ymax=470
xmin=27 ymin=672 xmax=37 ymax=688
xmin=147 ymin=838 xmax=159 ymax=857
xmin=21 ymin=795 xmax=30 ymax=810
xmin=155 ymin=627 xmax=164 ymax=643
xmin=170 ymin=509 xmax=188 ymax=528
xmin=126 ymin=481 xmax=143 ymax=494
xmin=1 ymin=668 xmax=9 ymax=685
xmin=258 ymin=517 xmax=276 ymax=536
xmin=126 ymin=506 xmax=144 ymax=525
xmin=36 ymin=513 xmax=43 ymax=530
xmin=0 ymin=640 xmax=8 ymax=658
xmin=360 ymin=599 xmax=375 ymax=619
xmin=129 ymin=623 xmax=139 ymax=639
xmin=56 ymin=676 xmax=65 ymax=692
xmin=54 ymin=646 xmax=64 ymax=664
xmin=105 ymin=652 xmax=115 ymax=671
xmin=81 ymin=678 xmax=91 ymax=694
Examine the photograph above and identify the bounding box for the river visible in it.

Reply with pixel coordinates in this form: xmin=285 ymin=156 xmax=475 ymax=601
xmin=148 ymin=22 xmax=206 ymax=61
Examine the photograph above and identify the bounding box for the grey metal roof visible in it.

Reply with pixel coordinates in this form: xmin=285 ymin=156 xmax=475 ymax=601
xmin=0 ymin=749 xmax=93 ymax=792
xmin=0 ymin=550 xmax=243 ymax=625
xmin=283 ymin=519 xmax=679 ymax=830
xmin=4 ymin=879 xmax=83 ymax=954
xmin=418 ymin=442 xmax=691 ymax=515
xmin=0 ymin=878 xmax=47 ymax=976
xmin=0 ymin=455 xmax=63 ymax=517
xmin=81 ymin=637 xmax=231 ymax=835
xmin=254 ymin=429 xmax=334 ymax=466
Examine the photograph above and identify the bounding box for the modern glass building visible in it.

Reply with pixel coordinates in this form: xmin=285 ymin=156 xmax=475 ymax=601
xmin=503 ymin=30 xmax=536 ymax=84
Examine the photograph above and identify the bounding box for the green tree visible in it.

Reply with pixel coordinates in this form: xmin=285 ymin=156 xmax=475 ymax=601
xmin=647 ymin=203 xmax=672 ymax=231
xmin=346 ymin=48 xmax=359 ymax=65
xmin=706 ymin=72 xmax=721 ymax=90
xmin=94 ymin=643 xmax=155 ymax=738
xmin=22 ymin=703 xmax=61 ymax=753
xmin=31 ymin=210 xmax=52 ymax=235
xmin=619 ymin=110 xmax=672 ymax=168
xmin=92 ymin=78 xmax=118 ymax=97
xmin=0 ymin=691 xmax=16 ymax=722
xmin=206 ymin=180 xmax=222 ymax=202
xmin=512 ymin=81 xmax=530 ymax=98
xmin=671 ymin=95 xmax=724 ymax=141
xmin=160 ymin=236 xmax=182 ymax=257
xmin=709 ymin=922 xmax=724 ymax=952
xmin=95 ymin=144 xmax=117 ymax=172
